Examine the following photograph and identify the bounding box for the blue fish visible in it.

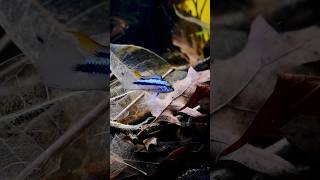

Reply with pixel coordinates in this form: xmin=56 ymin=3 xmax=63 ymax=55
xmin=132 ymin=74 xmax=174 ymax=94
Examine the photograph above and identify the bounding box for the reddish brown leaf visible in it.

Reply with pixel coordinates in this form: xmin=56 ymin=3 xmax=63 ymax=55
xmin=146 ymin=67 xmax=209 ymax=125
xmin=212 ymin=16 xmax=320 ymax=159
xmin=185 ymin=84 xmax=210 ymax=108
xmin=221 ymin=74 xmax=320 ymax=156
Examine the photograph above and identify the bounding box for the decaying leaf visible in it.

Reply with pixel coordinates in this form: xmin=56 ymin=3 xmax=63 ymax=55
xmin=172 ymin=30 xmax=199 ymax=65
xmin=222 ymin=74 xmax=320 ymax=156
xmin=281 ymin=116 xmax=320 ymax=164
xmin=185 ymin=84 xmax=210 ymax=108
xmin=110 ymin=153 xmax=127 ymax=179
xmin=146 ymin=67 xmax=209 ymax=125
xmin=212 ymin=15 xmax=320 ymax=144
xmin=110 ymin=43 xmax=172 ymax=121
xmin=212 ymin=16 xmax=320 ymax=176
xmin=212 ymin=141 xmax=299 ymax=177
xmin=211 ymin=125 xmax=302 ymax=177
xmin=179 ymin=107 xmax=204 ymax=117
xmin=110 ymin=44 xmax=171 ymax=87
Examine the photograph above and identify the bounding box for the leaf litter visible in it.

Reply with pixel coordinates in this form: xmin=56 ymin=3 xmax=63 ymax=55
xmin=212 ymin=16 xmax=320 ymax=177
xmin=110 ymin=43 xmax=210 ymax=179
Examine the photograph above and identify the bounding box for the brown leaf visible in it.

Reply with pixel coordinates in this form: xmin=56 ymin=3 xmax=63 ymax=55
xmin=212 ymin=141 xmax=299 ymax=177
xmin=221 ymin=74 xmax=320 ymax=156
xmin=212 ymin=16 xmax=320 ymax=153
xmin=179 ymin=107 xmax=204 ymax=117
xmin=159 ymin=110 xmax=181 ymax=125
xmin=172 ymin=21 xmax=201 ymax=65
xmin=212 ymin=127 xmax=302 ymax=177
xmin=83 ymin=160 xmax=107 ymax=179
xmin=173 ymin=34 xmax=199 ymax=65
xmin=152 ymin=146 xmax=190 ymax=179
xmin=281 ymin=116 xmax=320 ymax=164
xmin=146 ymin=67 xmax=209 ymax=125
xmin=185 ymin=84 xmax=210 ymax=108
xmin=143 ymin=137 xmax=157 ymax=151
xmin=117 ymin=110 xmax=151 ymax=124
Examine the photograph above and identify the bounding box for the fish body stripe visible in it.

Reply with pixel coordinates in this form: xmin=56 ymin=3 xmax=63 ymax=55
xmin=133 ymin=79 xmax=170 ymax=86
xmin=74 ymin=62 xmax=110 ymax=75
xmin=134 ymin=84 xmax=174 ymax=93
xmin=132 ymin=78 xmax=174 ymax=93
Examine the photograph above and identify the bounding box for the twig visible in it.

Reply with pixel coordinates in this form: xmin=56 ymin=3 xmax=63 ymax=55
xmin=110 ymin=117 xmax=153 ymax=133
xmin=66 ymin=2 xmax=107 ymax=25
xmin=16 ymin=99 xmax=108 ymax=180
xmin=110 ymin=90 xmax=135 ymax=101
xmin=162 ymin=67 xmax=175 ymax=77
xmin=110 ymin=122 xmax=140 ymax=132
xmin=0 ymin=55 xmax=27 ymax=80
xmin=112 ymin=92 xmax=145 ymax=121
xmin=112 ymin=153 xmax=148 ymax=176
xmin=123 ymin=159 xmax=160 ymax=165
xmin=0 ymin=91 xmax=85 ymax=123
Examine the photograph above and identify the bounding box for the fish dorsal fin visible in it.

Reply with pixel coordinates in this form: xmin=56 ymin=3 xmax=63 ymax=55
xmin=133 ymin=71 xmax=142 ymax=79
xmin=66 ymin=30 xmax=105 ymax=56
xmin=140 ymin=75 xmax=163 ymax=80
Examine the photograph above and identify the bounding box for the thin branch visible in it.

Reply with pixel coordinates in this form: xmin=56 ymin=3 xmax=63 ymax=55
xmin=66 ymin=2 xmax=107 ymax=25
xmin=0 ymin=55 xmax=27 ymax=81
xmin=0 ymin=91 xmax=84 ymax=123
xmin=16 ymin=99 xmax=108 ymax=180
xmin=110 ymin=90 xmax=135 ymax=101
xmin=112 ymin=92 xmax=144 ymax=121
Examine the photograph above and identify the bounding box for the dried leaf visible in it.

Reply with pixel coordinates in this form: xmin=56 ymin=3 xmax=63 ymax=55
xmin=172 ymin=32 xmax=199 ymax=65
xmin=212 ymin=16 xmax=320 ymax=152
xmin=143 ymin=137 xmax=157 ymax=151
xmin=146 ymin=67 xmax=209 ymax=125
xmin=281 ymin=116 xmax=320 ymax=164
xmin=110 ymin=44 xmax=170 ymax=89
xmin=212 ymin=141 xmax=299 ymax=176
xmin=179 ymin=107 xmax=204 ymax=117
xmin=110 ymin=153 xmax=127 ymax=179
xmin=221 ymin=74 xmax=320 ymax=156
xmin=185 ymin=84 xmax=210 ymax=108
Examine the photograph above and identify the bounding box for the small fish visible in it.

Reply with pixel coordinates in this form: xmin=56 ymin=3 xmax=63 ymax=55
xmin=132 ymin=72 xmax=174 ymax=94
xmin=67 ymin=31 xmax=110 ymax=75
